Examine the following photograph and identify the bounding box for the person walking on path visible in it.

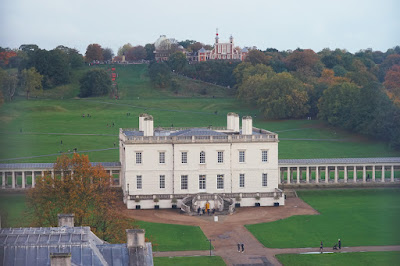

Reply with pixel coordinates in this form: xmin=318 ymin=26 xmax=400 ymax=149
xmin=338 ymin=239 xmax=341 ymax=249
xmin=241 ymin=243 xmax=245 ymax=253
xmin=320 ymin=241 xmax=323 ymax=253
xmin=237 ymin=243 xmax=241 ymax=252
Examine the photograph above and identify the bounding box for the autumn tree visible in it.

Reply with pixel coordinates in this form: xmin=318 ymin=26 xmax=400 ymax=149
xmin=285 ymin=49 xmax=320 ymax=71
xmin=85 ymin=43 xmax=103 ymax=62
xmin=0 ymin=71 xmax=18 ymax=101
xmin=27 ymin=154 xmax=133 ymax=243
xmin=244 ymin=50 xmax=271 ymax=65
xmin=20 ymin=67 xmax=43 ymax=99
xmin=117 ymin=43 xmax=133 ymax=56
xmin=383 ymin=65 xmax=400 ymax=102
xmin=126 ymin=45 xmax=147 ymax=61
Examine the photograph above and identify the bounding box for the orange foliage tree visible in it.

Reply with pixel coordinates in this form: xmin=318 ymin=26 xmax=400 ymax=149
xmin=384 ymin=65 xmax=400 ymax=102
xmin=27 ymin=153 xmax=134 ymax=243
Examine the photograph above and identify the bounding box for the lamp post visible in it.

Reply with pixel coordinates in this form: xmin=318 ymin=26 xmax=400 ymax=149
xmin=206 ymin=239 xmax=214 ymax=256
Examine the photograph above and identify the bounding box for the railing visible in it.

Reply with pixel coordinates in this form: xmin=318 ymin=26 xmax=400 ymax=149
xmin=129 ymin=192 xmax=278 ymax=201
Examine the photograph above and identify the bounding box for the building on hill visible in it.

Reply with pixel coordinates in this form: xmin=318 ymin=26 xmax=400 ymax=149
xmin=154 ymin=35 xmax=182 ymax=62
xmin=119 ymin=113 xmax=284 ymax=212
xmin=0 ymin=214 xmax=154 ymax=266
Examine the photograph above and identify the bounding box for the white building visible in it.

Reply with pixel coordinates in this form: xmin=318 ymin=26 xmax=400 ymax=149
xmin=119 ymin=113 xmax=284 ymax=212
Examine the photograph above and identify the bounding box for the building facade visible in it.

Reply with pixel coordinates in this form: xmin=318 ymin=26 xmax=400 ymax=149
xmin=119 ymin=113 xmax=284 ymax=212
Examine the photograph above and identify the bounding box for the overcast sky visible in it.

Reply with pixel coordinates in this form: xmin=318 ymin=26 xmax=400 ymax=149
xmin=1 ymin=0 xmax=399 ymax=55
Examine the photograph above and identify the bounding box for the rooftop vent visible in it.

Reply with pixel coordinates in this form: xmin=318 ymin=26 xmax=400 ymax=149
xmin=58 ymin=214 xmax=74 ymax=227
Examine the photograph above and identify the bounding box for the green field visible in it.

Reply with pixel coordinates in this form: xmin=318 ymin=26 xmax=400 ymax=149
xmin=1 ymin=64 xmax=399 ymax=163
xmin=0 ymin=193 xmax=31 ymax=227
xmin=276 ymin=251 xmax=400 ymax=266
xmin=154 ymin=256 xmax=225 ymax=266
xmin=136 ymin=221 xmax=211 ymax=252
xmin=245 ymin=188 xmax=400 ymax=248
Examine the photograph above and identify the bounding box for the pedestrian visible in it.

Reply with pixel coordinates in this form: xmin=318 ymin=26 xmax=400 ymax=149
xmin=207 ymin=208 xmax=210 ymax=216
xmin=114 ymin=142 xmax=116 ymax=147
xmin=241 ymin=243 xmax=244 ymax=253
xmin=320 ymin=241 xmax=323 ymax=253
xmin=112 ymin=122 xmax=115 ymax=127
xmin=197 ymin=206 xmax=201 ymax=216
xmin=338 ymin=239 xmax=341 ymax=249
xmin=60 ymin=140 xmax=63 ymax=145
xmin=237 ymin=243 xmax=241 ymax=252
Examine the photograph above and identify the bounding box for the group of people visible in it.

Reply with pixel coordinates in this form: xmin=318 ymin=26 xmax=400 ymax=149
xmin=197 ymin=201 xmax=216 ymax=216
xmin=237 ymin=243 xmax=245 ymax=253
xmin=320 ymin=239 xmax=341 ymax=253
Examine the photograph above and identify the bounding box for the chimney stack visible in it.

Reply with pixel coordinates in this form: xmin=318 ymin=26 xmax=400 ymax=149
xmin=139 ymin=113 xmax=148 ymax=131
xmin=126 ymin=229 xmax=145 ymax=248
xmin=58 ymin=214 xmax=74 ymax=227
xmin=143 ymin=115 xmax=154 ymax=137
xmin=50 ymin=253 xmax=71 ymax=266
xmin=242 ymin=116 xmax=253 ymax=135
xmin=227 ymin=112 xmax=239 ymax=132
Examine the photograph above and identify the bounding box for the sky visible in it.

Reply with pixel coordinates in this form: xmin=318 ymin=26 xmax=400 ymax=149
xmin=1 ymin=0 xmax=399 ymax=55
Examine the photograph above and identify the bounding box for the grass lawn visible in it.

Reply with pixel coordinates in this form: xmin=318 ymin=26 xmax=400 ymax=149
xmin=154 ymin=256 xmax=225 ymax=266
xmin=276 ymin=251 xmax=400 ymax=266
xmin=0 ymin=193 xmax=31 ymax=227
xmin=135 ymin=221 xmax=211 ymax=252
xmin=245 ymin=188 xmax=400 ymax=248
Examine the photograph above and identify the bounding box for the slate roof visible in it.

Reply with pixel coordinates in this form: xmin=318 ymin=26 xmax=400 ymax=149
xmin=0 ymin=227 xmax=153 ymax=266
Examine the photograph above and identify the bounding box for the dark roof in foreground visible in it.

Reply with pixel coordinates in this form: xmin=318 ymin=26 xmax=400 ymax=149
xmin=0 ymin=226 xmax=153 ymax=266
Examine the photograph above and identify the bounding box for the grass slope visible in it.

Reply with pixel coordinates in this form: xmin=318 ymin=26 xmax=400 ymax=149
xmin=154 ymin=256 xmax=225 ymax=266
xmin=0 ymin=193 xmax=31 ymax=227
xmin=136 ymin=221 xmax=211 ymax=252
xmin=245 ymin=189 xmax=400 ymax=248
xmin=276 ymin=251 xmax=400 ymax=266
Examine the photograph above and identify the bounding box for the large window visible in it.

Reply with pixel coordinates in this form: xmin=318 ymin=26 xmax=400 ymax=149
xmin=200 ymin=151 xmax=205 ymax=164
xmin=136 ymin=175 xmax=142 ymax=189
xmin=239 ymin=174 xmax=245 ymax=188
xmin=159 ymin=152 xmax=165 ymax=164
xmin=135 ymin=152 xmax=142 ymax=164
xmin=217 ymin=175 xmax=224 ymax=189
xmin=181 ymin=175 xmax=188 ymax=190
xmin=262 ymin=173 xmax=268 ymax=187
xmin=160 ymin=175 xmax=165 ymax=189
xmin=262 ymin=150 xmax=268 ymax=162
xmin=199 ymin=175 xmax=206 ymax=190
xmin=217 ymin=151 xmax=224 ymax=163
xmin=239 ymin=151 xmax=245 ymax=163
xmin=181 ymin=152 xmax=187 ymax=164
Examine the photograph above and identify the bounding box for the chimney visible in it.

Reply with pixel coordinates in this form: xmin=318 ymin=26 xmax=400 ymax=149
xmin=143 ymin=115 xmax=154 ymax=137
xmin=50 ymin=253 xmax=71 ymax=266
xmin=242 ymin=116 xmax=253 ymax=135
xmin=227 ymin=112 xmax=239 ymax=132
xmin=58 ymin=214 xmax=74 ymax=227
xmin=126 ymin=229 xmax=145 ymax=248
xmin=139 ymin=113 xmax=148 ymax=131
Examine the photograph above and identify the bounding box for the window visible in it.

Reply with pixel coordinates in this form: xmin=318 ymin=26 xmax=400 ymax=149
xmin=181 ymin=175 xmax=188 ymax=190
xmin=181 ymin=152 xmax=187 ymax=164
xmin=239 ymin=151 xmax=245 ymax=163
xmin=239 ymin=174 xmax=245 ymax=188
xmin=159 ymin=175 xmax=165 ymax=189
xmin=199 ymin=175 xmax=206 ymax=190
xmin=200 ymin=151 xmax=205 ymax=164
xmin=135 ymin=152 xmax=142 ymax=164
xmin=217 ymin=175 xmax=224 ymax=189
xmin=136 ymin=175 xmax=142 ymax=189
xmin=262 ymin=150 xmax=268 ymax=162
xmin=262 ymin=173 xmax=268 ymax=187
xmin=159 ymin=152 xmax=165 ymax=164
xmin=217 ymin=151 xmax=224 ymax=163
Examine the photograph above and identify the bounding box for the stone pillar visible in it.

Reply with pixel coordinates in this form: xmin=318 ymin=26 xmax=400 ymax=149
xmin=372 ymin=166 xmax=375 ymax=182
xmin=279 ymin=169 xmax=283 ymax=184
xmin=41 ymin=171 xmax=44 ymax=177
xmin=32 ymin=171 xmax=35 ymax=188
xmin=315 ymin=167 xmax=319 ymax=183
xmin=344 ymin=166 xmax=348 ymax=183
xmin=51 ymin=171 xmax=55 ymax=179
xmin=58 ymin=214 xmax=74 ymax=227
xmin=325 ymin=167 xmax=329 ymax=183
xmin=353 ymin=166 xmax=357 ymax=183
xmin=334 ymin=166 xmax=338 ymax=183
xmin=61 ymin=171 xmax=64 ymax=181
xmin=306 ymin=166 xmax=310 ymax=183
xmin=2 ymin=172 xmax=5 ymax=188
xmin=391 ymin=165 xmax=394 ymax=182
xmin=22 ymin=171 xmax=26 ymax=189
xmin=382 ymin=166 xmax=385 ymax=182
xmin=12 ymin=171 xmax=15 ymax=189
xmin=362 ymin=166 xmax=366 ymax=183
xmin=296 ymin=167 xmax=300 ymax=184
xmin=287 ymin=167 xmax=290 ymax=184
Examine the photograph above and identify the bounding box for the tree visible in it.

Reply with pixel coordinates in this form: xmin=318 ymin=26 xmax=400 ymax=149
xmin=20 ymin=67 xmax=43 ymax=99
xmin=27 ymin=154 xmax=133 ymax=243
xmin=79 ymin=69 xmax=111 ymax=97
xmin=148 ymin=62 xmax=171 ymax=88
xmin=1 ymin=71 xmax=18 ymax=101
xmin=383 ymin=65 xmax=400 ymax=102
xmin=102 ymin=47 xmax=114 ymax=62
xmin=244 ymin=50 xmax=271 ymax=65
xmin=144 ymin=43 xmax=155 ymax=60
xmin=188 ymin=42 xmax=204 ymax=52
xmin=285 ymin=49 xmax=320 ymax=71
xmin=117 ymin=43 xmax=133 ymax=56
xmin=126 ymin=45 xmax=147 ymax=61
xmin=168 ymin=52 xmax=187 ymax=72
xmin=56 ymin=45 xmax=84 ymax=68
xmin=85 ymin=44 xmax=103 ymax=62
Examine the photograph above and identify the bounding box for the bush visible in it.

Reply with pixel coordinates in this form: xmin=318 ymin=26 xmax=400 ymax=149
xmin=79 ymin=69 xmax=111 ymax=97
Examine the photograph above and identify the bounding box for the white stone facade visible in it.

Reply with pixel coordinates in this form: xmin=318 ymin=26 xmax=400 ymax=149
xmin=119 ymin=113 xmax=284 ymax=210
